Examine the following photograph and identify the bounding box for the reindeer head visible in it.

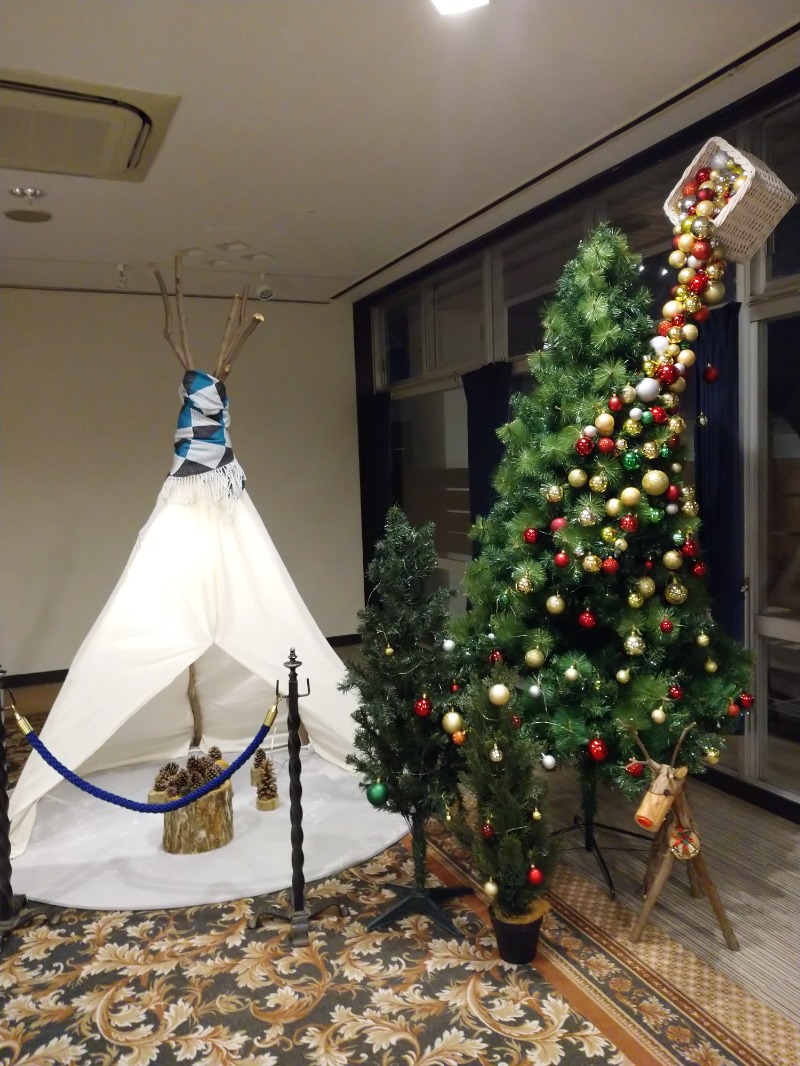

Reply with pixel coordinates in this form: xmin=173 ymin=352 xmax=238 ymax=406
xmin=632 ymin=723 xmax=695 ymax=833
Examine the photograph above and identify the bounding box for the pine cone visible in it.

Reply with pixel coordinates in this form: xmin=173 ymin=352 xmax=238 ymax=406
xmin=154 ymin=768 xmax=172 ymax=791
xmin=257 ymin=779 xmax=276 ymax=800
xmin=186 ymin=755 xmax=203 ymax=774
xmin=199 ymin=758 xmax=217 ymax=783
xmin=167 ymin=769 xmax=190 ymax=796
xmin=207 ymin=745 xmax=222 ymax=761
xmin=253 ymin=748 xmax=266 ymax=768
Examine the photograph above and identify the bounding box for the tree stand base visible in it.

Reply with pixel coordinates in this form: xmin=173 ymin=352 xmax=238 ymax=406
xmin=249 ymin=897 xmax=348 ymax=947
xmin=367 ymin=883 xmax=472 ymax=938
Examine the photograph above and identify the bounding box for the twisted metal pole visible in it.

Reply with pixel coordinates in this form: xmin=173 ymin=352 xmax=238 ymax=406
xmin=0 ymin=672 xmax=15 ymax=923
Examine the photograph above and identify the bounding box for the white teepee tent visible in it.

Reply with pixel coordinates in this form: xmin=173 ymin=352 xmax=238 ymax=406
xmin=9 ymin=265 xmax=358 ymax=858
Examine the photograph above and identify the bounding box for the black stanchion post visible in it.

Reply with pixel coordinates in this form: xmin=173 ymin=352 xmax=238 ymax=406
xmin=0 ymin=671 xmax=52 ymax=950
xmin=249 ymin=649 xmax=346 ymax=947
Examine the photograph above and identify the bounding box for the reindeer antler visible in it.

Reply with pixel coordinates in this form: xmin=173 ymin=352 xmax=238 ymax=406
xmin=669 ymin=723 xmax=696 ymax=770
xmin=631 ymin=730 xmax=660 ymax=772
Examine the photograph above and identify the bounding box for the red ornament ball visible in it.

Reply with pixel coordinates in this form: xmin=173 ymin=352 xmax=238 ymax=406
xmin=523 ymin=527 xmax=539 ymax=545
xmin=450 ymin=681 xmax=460 ymax=693
xmin=597 ymin=436 xmax=616 ymax=454
xmin=578 ymin=609 xmax=597 ymax=629
xmin=481 ymin=821 xmax=495 ymax=840
xmin=656 ymin=364 xmax=680 ymax=386
xmin=511 ymin=713 xmax=523 ymax=729
xmin=668 ymin=684 xmax=683 ymax=700
xmin=644 ymin=558 xmax=654 ymax=571
xmin=575 ymin=436 xmax=595 ymax=456
xmin=601 ymin=556 xmax=619 ymax=575
xmin=692 ymin=239 xmax=712 ymax=261
xmin=488 ymin=649 xmax=504 ymax=665
xmin=696 ymin=167 xmax=711 ymax=183
xmin=665 ymin=484 xmax=682 ymax=502
xmin=688 ymin=273 xmax=709 ymax=294
xmin=650 ymin=406 xmax=668 ymax=424
xmin=527 ymin=866 xmax=544 ymax=886
xmin=587 ymin=737 xmax=608 ymax=762
xmin=658 ymin=320 xmax=672 ymax=336
xmin=660 ymin=619 xmax=674 ymax=634
xmin=692 ymin=561 xmax=708 ymax=578
xmin=740 ymin=691 xmax=755 ymax=709
xmin=619 ymin=514 xmax=639 ymax=534
xmin=670 ymin=313 xmax=686 ymax=328
xmin=697 ymin=187 xmax=715 ymax=202
xmin=683 ymin=181 xmax=699 ymax=197
xmin=414 ymin=696 xmax=432 ymax=717
xmin=550 ymin=517 xmax=568 ymax=533
xmin=608 ymin=395 xmax=623 ymax=412
xmin=702 ymin=365 xmax=720 ymax=384
xmin=554 ymin=550 xmax=570 ymax=568
xmin=625 ymin=760 xmax=645 ymax=778
xmin=681 ymin=537 xmax=700 ymax=557
xmin=693 ymin=305 xmax=710 ymax=323
xmin=452 ymin=730 xmax=467 ymax=746
xmin=726 ymin=702 xmax=741 ymax=717
xmin=666 ymin=435 xmax=680 ymax=449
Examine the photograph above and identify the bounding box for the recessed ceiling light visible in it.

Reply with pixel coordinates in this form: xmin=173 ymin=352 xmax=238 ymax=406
xmin=217 ymin=240 xmax=250 ymax=254
xmin=183 ymin=248 xmax=206 ymax=258
xmin=431 ymin=0 xmax=489 ymax=13
xmin=209 ymin=259 xmax=233 ymax=268
xmin=9 ymin=186 xmax=46 ymax=201
xmin=243 ymin=252 xmax=273 ymax=263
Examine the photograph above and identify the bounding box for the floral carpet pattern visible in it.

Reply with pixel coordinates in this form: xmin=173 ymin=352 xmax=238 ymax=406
xmin=1 ymin=844 xmax=624 ymax=1066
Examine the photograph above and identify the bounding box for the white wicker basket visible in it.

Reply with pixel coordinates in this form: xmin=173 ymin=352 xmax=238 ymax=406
xmin=663 ymin=136 xmax=796 ymax=263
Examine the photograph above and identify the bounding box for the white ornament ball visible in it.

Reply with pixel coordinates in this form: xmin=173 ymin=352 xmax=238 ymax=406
xmin=651 ymin=706 xmax=667 ymax=724
xmin=541 ymin=754 xmax=557 ymax=771
xmin=487 ymin=632 xmax=496 ymax=641
xmin=636 ymin=378 xmax=661 ymax=404
xmin=666 ymin=503 xmax=679 ymax=515
xmin=488 ymin=683 xmax=511 ymax=706
xmin=483 ymin=879 xmax=499 ymax=899
xmin=528 ymin=684 xmax=542 ymax=698
xmin=583 ymin=425 xmax=598 ymax=438
xmin=441 ymin=710 xmax=464 ymax=735
xmin=650 ymin=336 xmax=669 ymax=354
xmin=629 ymin=407 xmax=643 ymax=421
xmin=564 ymin=666 xmax=579 ymax=682
xmin=443 ymin=638 xmax=456 ymax=653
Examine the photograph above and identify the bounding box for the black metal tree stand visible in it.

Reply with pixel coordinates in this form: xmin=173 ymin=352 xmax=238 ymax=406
xmin=552 ymin=759 xmax=650 ymax=900
xmin=249 ymin=649 xmax=347 ymax=947
xmin=0 ymin=670 xmax=52 ymax=950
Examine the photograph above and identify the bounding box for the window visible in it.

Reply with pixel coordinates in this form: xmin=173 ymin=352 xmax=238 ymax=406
xmin=763 ymin=98 xmax=800 ymax=283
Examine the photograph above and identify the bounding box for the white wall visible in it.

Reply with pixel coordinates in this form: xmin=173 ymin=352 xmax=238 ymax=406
xmin=0 ymin=289 xmax=364 ymax=673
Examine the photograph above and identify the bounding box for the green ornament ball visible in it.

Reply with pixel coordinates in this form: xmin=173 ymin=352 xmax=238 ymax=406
xmin=641 ymin=410 xmax=654 ymax=425
xmin=660 ymin=445 xmax=672 ymax=459
xmin=622 ymin=451 xmax=641 ymax=471
xmin=366 ymin=781 xmax=389 ymax=807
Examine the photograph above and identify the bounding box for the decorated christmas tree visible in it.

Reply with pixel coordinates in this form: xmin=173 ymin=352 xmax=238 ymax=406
xmin=455 ymin=222 xmax=753 ymax=822
xmin=340 ymin=506 xmax=466 ymax=933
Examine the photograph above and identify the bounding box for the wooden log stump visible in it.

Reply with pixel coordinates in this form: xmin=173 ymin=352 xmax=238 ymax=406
xmin=256 ymin=795 xmax=279 ymax=812
xmin=163 ymin=781 xmax=233 ymax=854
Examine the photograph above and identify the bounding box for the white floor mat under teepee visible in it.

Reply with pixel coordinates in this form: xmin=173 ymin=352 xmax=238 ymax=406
xmin=10 ymin=748 xmax=407 ymax=911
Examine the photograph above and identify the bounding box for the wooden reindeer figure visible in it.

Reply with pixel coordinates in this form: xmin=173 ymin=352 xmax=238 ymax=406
xmin=630 ymin=725 xmax=739 ymax=950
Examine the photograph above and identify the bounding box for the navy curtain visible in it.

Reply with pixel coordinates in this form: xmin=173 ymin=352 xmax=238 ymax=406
xmin=694 ymin=301 xmax=744 ymax=641
xmin=462 ymin=362 xmax=513 ymax=552
xmin=356 ymin=391 xmax=392 ymax=577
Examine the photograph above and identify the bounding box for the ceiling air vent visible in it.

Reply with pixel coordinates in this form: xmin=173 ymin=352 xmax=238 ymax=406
xmin=0 ymin=70 xmax=180 ymax=182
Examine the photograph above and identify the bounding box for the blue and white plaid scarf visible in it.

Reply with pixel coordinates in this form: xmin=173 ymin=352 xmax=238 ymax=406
xmin=161 ymin=370 xmax=245 ymax=505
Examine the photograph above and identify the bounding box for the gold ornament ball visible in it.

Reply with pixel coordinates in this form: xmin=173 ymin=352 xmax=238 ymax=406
xmin=483 ymin=878 xmax=499 ymax=899
xmin=595 ymin=412 xmax=616 ymax=436
xmin=642 ymin=441 xmax=660 ymax=460
xmin=615 ymin=437 xmax=629 ymax=453
xmin=624 ymin=632 xmax=646 ymax=656
xmin=667 ymin=326 xmax=683 ymax=343
xmin=442 ymin=710 xmax=464 ymax=735
xmin=662 ymin=300 xmax=683 ymax=320
xmin=614 ymin=537 xmax=629 ymax=552
xmin=677 ymin=268 xmax=696 ymax=286
xmin=677 ymin=348 xmax=696 ymax=367
xmin=695 ymin=199 xmax=715 ymax=218
xmin=670 ymin=377 xmax=687 ymax=395
xmin=546 ymin=594 xmax=566 ymax=614
xmin=546 ymin=484 xmax=564 ymax=503
xmin=564 ymin=665 xmax=580 ymax=682
xmin=642 ymin=359 xmax=656 ymax=377
xmin=662 ymin=393 xmax=679 ymax=411
xmin=623 ymin=418 xmax=643 ymax=437
xmin=651 ymin=705 xmax=667 ymax=724
xmin=621 ymin=385 xmax=637 ymax=404
xmin=662 ymin=550 xmax=684 ymax=570
xmin=568 ymin=468 xmax=588 ymax=488
xmin=619 ymin=487 xmax=641 ymax=507
xmin=705 ymin=281 xmax=726 ymax=305
xmin=627 ymin=591 xmax=645 ymax=609
xmin=682 ymin=499 xmax=699 ymax=516
xmin=682 ymin=323 xmax=699 ymax=342
xmin=531 ymin=808 xmax=543 ymax=821
xmin=601 ymin=525 xmax=616 ymax=544
xmin=616 ymin=668 xmax=631 ymax=684
xmin=704 ymin=659 xmax=719 ymax=674
xmin=488 ymin=683 xmax=511 ymax=706
xmin=589 ymin=473 xmax=608 ymax=493
xmin=668 ymin=416 xmax=686 ymax=435
xmin=703 ymin=747 xmax=721 ymax=766
xmin=696 ymin=632 xmax=710 ymax=647
xmin=637 ymin=576 xmax=656 ymax=598
xmin=525 ymin=648 xmax=545 ymax=668
xmin=673 ymin=286 xmax=688 ymax=303
xmin=385 ymin=645 xmax=395 ymax=657
xmin=676 ymin=232 xmax=695 ymax=253
xmin=642 ymin=469 xmax=669 ymax=495
xmin=706 ymin=261 xmax=725 ymax=281
xmin=516 ymin=575 xmax=533 ymax=594
xmin=582 ymin=553 xmax=602 ymax=573
xmin=578 ymin=508 xmax=597 ymax=527
xmin=489 ymin=742 xmax=504 ymax=763
xmin=664 ymin=579 xmax=688 ymax=605
xmin=668 ymin=249 xmax=686 ymax=269
xmin=666 ymin=343 xmax=681 ymax=358
xmin=605 ymin=497 xmax=623 ymax=517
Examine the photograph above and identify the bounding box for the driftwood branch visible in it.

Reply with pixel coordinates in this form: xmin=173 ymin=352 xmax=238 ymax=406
xmin=155 ymin=270 xmax=189 ymax=369
xmin=669 ymin=723 xmax=696 ymax=770
xmin=631 ymin=730 xmax=659 ymax=771
xmin=218 ymin=313 xmax=264 ymax=381
xmin=174 ymin=254 xmax=193 ymax=370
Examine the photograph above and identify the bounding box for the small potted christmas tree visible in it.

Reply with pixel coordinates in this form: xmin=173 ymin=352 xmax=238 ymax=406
xmin=340 ymin=506 xmax=466 ymax=935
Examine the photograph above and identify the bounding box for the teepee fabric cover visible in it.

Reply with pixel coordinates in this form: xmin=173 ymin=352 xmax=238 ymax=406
xmin=9 ymin=371 xmax=358 ymax=858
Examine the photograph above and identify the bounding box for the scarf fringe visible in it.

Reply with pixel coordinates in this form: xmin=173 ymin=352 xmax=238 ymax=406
xmin=160 ymin=460 xmax=246 ymax=512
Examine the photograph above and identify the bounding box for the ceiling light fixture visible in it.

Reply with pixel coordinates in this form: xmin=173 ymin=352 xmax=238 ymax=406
xmin=431 ymin=0 xmax=489 ymax=13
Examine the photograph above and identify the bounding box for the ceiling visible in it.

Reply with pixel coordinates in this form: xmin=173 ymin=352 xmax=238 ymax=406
xmin=1 ymin=0 xmax=799 ymax=304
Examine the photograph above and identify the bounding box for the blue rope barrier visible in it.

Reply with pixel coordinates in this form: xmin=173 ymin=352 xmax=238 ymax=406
xmin=16 ymin=709 xmax=276 ymax=814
